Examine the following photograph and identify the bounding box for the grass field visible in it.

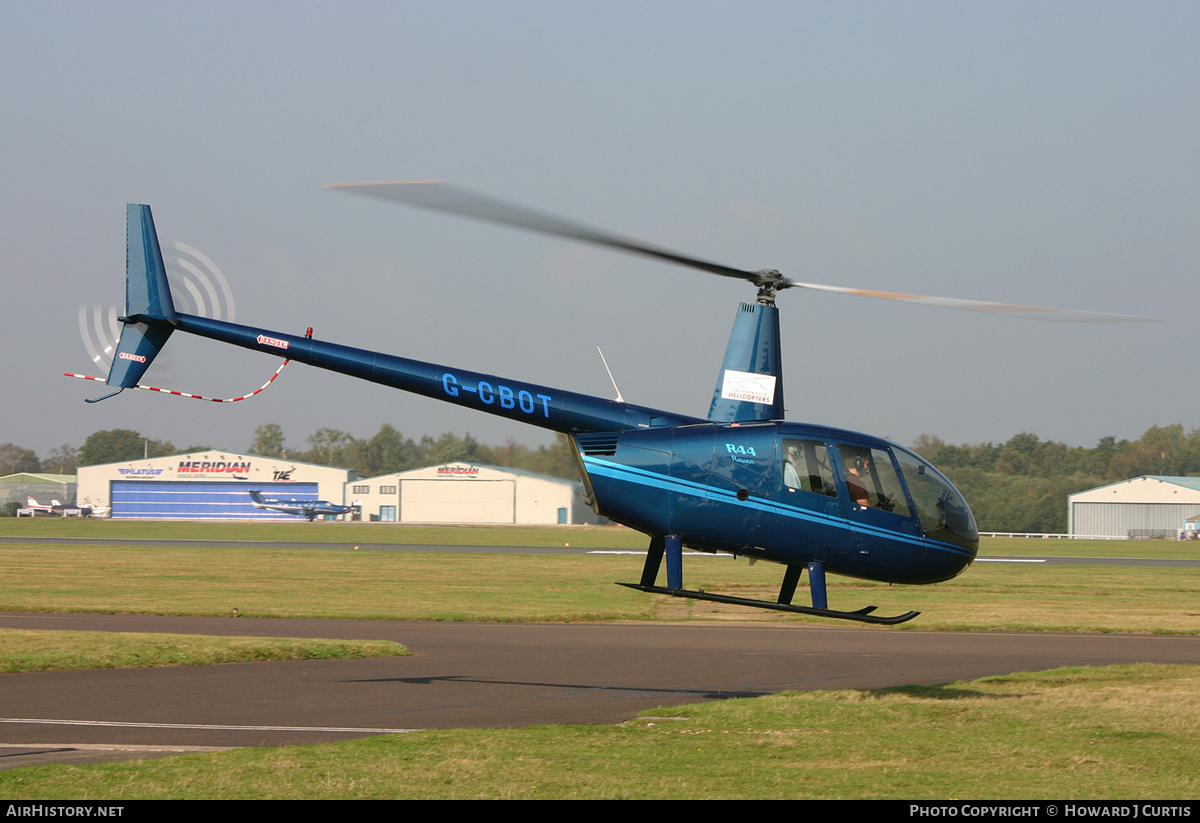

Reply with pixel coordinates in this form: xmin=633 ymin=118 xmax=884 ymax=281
xmin=0 ymin=517 xmax=650 ymax=548
xmin=5 ymin=517 xmax=1199 ymax=557
xmin=1 ymin=520 xmax=1197 ymax=798
xmin=0 ymin=535 xmax=1197 ymax=632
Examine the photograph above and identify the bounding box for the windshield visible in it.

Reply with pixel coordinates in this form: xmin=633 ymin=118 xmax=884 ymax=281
xmin=889 ymin=443 xmax=979 ymax=552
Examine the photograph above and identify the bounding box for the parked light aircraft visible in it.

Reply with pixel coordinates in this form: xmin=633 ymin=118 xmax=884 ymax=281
xmin=24 ymin=498 xmax=56 ymax=515
xmin=74 ymin=191 xmax=1150 ymax=623
xmin=25 ymin=498 xmax=104 ymax=517
xmin=248 ymin=490 xmax=353 ymax=521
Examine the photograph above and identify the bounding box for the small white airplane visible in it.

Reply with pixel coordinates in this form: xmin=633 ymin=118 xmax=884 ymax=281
xmin=248 ymin=490 xmax=353 ymax=521
xmin=25 ymin=498 xmax=106 ymax=517
xmin=24 ymin=498 xmax=56 ymax=515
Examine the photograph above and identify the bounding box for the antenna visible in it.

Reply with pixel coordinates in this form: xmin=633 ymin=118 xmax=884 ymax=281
xmin=597 ymin=346 xmax=624 ymax=403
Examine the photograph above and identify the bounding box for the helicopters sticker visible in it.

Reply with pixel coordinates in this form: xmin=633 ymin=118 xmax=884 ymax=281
xmin=70 ymin=186 xmax=1152 ymax=624
xmin=719 ymin=369 xmax=776 ymax=405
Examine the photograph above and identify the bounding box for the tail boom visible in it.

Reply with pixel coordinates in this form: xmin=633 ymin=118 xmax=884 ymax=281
xmin=174 ymin=313 xmax=701 ymax=436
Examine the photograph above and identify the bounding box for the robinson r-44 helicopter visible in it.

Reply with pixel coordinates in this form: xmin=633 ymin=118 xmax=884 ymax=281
xmin=79 ymin=185 xmax=1149 ymax=624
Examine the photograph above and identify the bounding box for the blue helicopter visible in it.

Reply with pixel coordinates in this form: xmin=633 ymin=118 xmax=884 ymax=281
xmin=248 ymin=490 xmax=354 ymax=521
xmin=87 ymin=187 xmax=1147 ymax=624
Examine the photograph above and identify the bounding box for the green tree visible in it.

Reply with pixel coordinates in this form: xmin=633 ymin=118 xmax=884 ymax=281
xmin=178 ymin=444 xmax=214 ymax=454
xmin=44 ymin=444 xmax=78 ymax=474
xmin=425 ymin=432 xmax=480 ymax=465
xmin=79 ymin=430 xmax=175 ymax=466
xmin=302 ymin=428 xmax=363 ymax=467
xmin=249 ymin=423 xmax=287 ymax=458
xmin=1080 ymin=435 xmax=1121 ymax=478
xmin=361 ymin=424 xmax=418 ymax=477
xmin=910 ymin=424 xmax=1200 ymax=533
xmin=995 ymin=432 xmax=1040 ymax=475
xmin=0 ymin=443 xmax=41 ymax=475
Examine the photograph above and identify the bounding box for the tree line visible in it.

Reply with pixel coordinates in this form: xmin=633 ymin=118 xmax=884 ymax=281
xmin=246 ymin=423 xmax=577 ymax=479
xmin=0 ymin=424 xmax=578 ymax=482
xmin=910 ymin=425 xmax=1200 ymax=533
xmin=4 ymin=423 xmax=1198 ymax=533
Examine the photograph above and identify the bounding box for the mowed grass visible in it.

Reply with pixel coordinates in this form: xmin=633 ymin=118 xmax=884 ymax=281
xmin=5 ymin=517 xmax=1199 ymax=556
xmin=2 ymin=663 xmax=1196 ymax=799
xmin=0 ymin=629 xmax=406 ymax=673
xmin=0 ymin=517 xmax=649 ymax=548
xmin=983 ymin=535 xmax=1200 ymax=560
xmin=0 ymin=538 xmax=1197 ymax=632
xmin=0 ymin=543 xmax=658 ymax=622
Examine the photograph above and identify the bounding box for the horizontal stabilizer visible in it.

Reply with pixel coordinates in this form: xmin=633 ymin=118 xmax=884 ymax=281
xmin=105 ymin=322 xmax=173 ymax=388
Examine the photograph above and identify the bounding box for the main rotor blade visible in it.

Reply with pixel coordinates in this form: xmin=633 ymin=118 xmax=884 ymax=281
xmin=790 ymin=281 xmax=1156 ymax=322
xmin=326 ymin=180 xmax=1155 ymax=322
xmin=324 ymin=180 xmax=772 ymax=285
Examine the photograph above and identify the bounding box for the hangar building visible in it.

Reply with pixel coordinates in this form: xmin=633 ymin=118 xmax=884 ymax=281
xmin=1 ymin=473 xmax=76 ymax=511
xmin=348 ymin=462 xmax=602 ymax=525
xmin=76 ymin=451 xmax=354 ymax=520
xmin=1068 ymin=476 xmax=1200 ymax=538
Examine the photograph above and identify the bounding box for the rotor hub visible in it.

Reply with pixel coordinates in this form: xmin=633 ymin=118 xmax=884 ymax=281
xmin=753 ymin=269 xmax=787 ymax=305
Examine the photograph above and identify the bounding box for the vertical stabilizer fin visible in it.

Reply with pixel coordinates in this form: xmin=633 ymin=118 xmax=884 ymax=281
xmin=707 ymin=302 xmax=785 ymax=423
xmin=125 ymin=204 xmax=178 ymax=324
xmin=104 ymin=205 xmax=178 ymax=389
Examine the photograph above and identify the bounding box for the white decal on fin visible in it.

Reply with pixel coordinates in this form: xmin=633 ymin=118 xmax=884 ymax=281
xmin=720 ymin=370 xmax=776 ymax=405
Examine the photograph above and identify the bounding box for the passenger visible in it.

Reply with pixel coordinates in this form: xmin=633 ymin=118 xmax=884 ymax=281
xmin=783 ymin=444 xmax=801 ymax=488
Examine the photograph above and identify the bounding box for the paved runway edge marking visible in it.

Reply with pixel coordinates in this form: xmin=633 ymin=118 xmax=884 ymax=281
xmin=0 ymin=717 xmax=418 ymax=734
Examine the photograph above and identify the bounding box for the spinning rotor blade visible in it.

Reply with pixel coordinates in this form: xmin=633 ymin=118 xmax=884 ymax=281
xmin=789 ymin=281 xmax=1156 ymax=322
xmin=324 ymin=180 xmax=781 ymax=288
xmin=326 ymin=180 xmax=1155 ymax=322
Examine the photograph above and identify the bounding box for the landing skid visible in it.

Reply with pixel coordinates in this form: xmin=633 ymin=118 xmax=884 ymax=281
xmin=618 ymin=582 xmax=920 ymax=625
xmin=629 ymin=534 xmax=920 ymax=625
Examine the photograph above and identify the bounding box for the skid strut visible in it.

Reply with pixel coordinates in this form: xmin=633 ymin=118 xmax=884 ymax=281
xmin=620 ymin=538 xmax=920 ymax=625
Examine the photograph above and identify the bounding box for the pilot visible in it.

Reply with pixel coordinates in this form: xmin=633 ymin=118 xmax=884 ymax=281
xmin=843 ymin=452 xmax=871 ymax=507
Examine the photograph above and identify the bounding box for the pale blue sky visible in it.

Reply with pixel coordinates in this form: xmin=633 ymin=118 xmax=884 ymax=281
xmin=3 ymin=1 xmax=1197 ymax=459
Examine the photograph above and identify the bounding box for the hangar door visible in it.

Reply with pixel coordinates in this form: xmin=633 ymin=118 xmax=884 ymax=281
xmin=111 ymin=481 xmax=319 ymax=519
xmin=401 ymin=479 xmax=515 ymax=524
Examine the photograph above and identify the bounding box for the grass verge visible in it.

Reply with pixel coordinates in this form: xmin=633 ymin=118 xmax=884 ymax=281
xmin=0 ymin=629 xmax=407 ymax=673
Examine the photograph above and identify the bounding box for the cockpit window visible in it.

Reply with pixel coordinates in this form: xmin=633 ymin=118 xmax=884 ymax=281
xmin=891 ymin=444 xmax=979 ymax=551
xmin=782 ymin=438 xmax=838 ymax=498
xmin=836 ymin=445 xmax=912 ymax=517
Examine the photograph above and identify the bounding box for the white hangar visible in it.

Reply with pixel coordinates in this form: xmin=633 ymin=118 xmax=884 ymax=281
xmin=1068 ymin=476 xmax=1200 ymax=538
xmin=76 ymin=450 xmax=354 ymax=520
xmin=347 ymin=462 xmax=602 ymax=525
